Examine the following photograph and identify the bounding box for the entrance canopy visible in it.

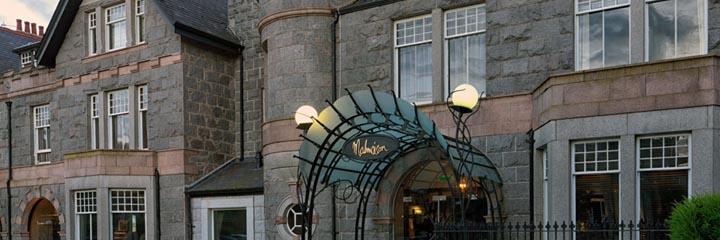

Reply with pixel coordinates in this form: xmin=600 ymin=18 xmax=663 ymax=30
xmin=296 ymin=89 xmax=501 ymax=190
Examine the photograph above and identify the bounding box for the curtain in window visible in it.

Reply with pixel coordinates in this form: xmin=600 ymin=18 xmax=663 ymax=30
xmin=448 ymin=33 xmax=485 ymax=95
xmin=399 ymin=43 xmax=432 ymax=103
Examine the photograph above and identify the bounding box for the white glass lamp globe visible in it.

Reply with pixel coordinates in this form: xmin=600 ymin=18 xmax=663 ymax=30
xmin=294 ymin=105 xmax=318 ymax=129
xmin=451 ymin=84 xmax=479 ymax=113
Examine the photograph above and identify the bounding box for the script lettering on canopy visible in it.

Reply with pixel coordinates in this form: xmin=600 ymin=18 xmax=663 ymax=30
xmin=342 ymin=134 xmax=399 ymax=160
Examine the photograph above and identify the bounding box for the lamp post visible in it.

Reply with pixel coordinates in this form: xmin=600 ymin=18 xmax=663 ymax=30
xmin=294 ymin=105 xmax=318 ymax=240
xmin=447 ymin=84 xmax=484 ymax=226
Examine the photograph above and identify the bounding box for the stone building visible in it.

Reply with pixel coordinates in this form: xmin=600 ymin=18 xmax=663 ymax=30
xmin=0 ymin=0 xmax=717 ymax=239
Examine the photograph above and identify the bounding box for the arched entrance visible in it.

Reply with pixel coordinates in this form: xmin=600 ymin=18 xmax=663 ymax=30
xmin=27 ymin=198 xmax=60 ymax=240
xmin=394 ymin=160 xmax=493 ymax=239
xmin=295 ymin=88 xmax=503 ymax=240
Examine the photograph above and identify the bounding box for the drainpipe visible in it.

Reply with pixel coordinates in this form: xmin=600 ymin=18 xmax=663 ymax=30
xmin=330 ymin=10 xmax=340 ymax=240
xmin=240 ymin=47 xmax=245 ymax=159
xmin=155 ymin=168 xmax=160 ymax=240
xmin=527 ymin=128 xmax=535 ymax=237
xmin=5 ymin=101 xmax=11 ymax=240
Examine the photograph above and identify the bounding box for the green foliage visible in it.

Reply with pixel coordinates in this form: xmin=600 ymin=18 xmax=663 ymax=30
xmin=669 ymin=194 xmax=720 ymax=240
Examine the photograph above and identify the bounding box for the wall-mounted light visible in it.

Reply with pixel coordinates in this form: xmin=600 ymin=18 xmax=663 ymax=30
xmin=295 ymin=105 xmax=318 ymax=130
xmin=450 ymin=84 xmax=479 ymax=113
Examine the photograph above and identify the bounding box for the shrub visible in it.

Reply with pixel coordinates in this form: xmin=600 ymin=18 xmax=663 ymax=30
xmin=669 ymin=194 xmax=720 ymax=240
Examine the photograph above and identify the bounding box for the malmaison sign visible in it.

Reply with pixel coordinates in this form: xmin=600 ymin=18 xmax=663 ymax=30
xmin=342 ymin=134 xmax=399 ymax=161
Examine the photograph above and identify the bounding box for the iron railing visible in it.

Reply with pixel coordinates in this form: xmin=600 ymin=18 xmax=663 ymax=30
xmin=433 ymin=220 xmax=670 ymax=240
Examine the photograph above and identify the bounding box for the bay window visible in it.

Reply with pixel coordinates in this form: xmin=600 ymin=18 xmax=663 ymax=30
xmin=33 ymin=105 xmax=51 ymax=164
xmin=75 ymin=191 xmax=97 ymax=240
xmin=445 ymin=5 xmax=486 ymax=97
xmin=576 ymin=0 xmax=630 ymax=70
xmin=646 ymin=0 xmax=706 ymax=61
xmin=106 ymin=4 xmax=127 ymax=51
xmin=573 ymin=140 xmax=620 ymax=238
xmin=395 ymin=15 xmax=432 ymax=104
xmin=111 ymin=190 xmax=146 ymax=240
xmin=637 ymin=135 xmax=689 ymax=230
xmin=108 ymin=90 xmax=130 ymax=149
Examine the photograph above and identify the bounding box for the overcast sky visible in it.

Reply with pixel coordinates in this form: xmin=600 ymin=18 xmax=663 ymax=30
xmin=0 ymin=0 xmax=59 ymax=30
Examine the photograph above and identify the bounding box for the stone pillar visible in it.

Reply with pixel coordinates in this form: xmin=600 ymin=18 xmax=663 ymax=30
xmin=258 ymin=1 xmax=338 ymax=239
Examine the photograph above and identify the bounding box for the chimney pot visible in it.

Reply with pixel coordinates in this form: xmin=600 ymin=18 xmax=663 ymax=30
xmin=24 ymin=21 xmax=30 ymax=33
xmin=31 ymin=23 xmax=37 ymax=35
xmin=15 ymin=19 xmax=22 ymax=31
xmin=39 ymin=26 xmax=44 ymax=36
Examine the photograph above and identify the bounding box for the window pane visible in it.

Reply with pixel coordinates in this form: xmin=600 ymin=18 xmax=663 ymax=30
xmin=109 ymin=21 xmax=127 ymax=50
xmin=111 ymin=213 xmax=145 ymax=239
xmin=578 ymin=12 xmax=603 ymax=69
xmin=213 ymin=210 xmax=247 ymax=240
xmin=640 ymin=170 xmax=688 ymax=238
xmin=448 ymin=37 xmax=467 ymax=92
xmin=399 ymin=43 xmax=432 ymax=103
xmin=676 ymin=0 xmax=703 ymax=57
xmin=575 ymin=174 xmax=619 ymax=239
xmin=38 ymin=127 xmax=50 ymax=150
xmin=78 ymin=214 xmax=97 ymax=240
xmin=141 ymin=111 xmax=148 ymax=149
xmin=604 ymin=7 xmax=630 ymax=66
xmin=113 ymin=114 xmax=130 ymax=149
xmin=648 ymin=0 xmax=675 ymax=61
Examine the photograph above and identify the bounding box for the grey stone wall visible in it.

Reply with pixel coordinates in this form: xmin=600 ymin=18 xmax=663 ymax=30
xmin=0 ymin=62 xmax=184 ymax=167
xmin=485 ymin=0 xmax=574 ymax=94
xmin=228 ymin=0 xmax=265 ymax=158
xmin=181 ymin=41 xmax=237 ymax=179
xmin=54 ymin=0 xmax=181 ymax=80
xmin=472 ymin=133 xmax=530 ymax=223
xmin=159 ymin=174 xmax=186 ymax=240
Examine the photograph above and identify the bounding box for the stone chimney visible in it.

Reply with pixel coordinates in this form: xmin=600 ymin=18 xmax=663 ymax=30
xmin=24 ymin=21 xmax=30 ymax=33
xmin=39 ymin=26 xmax=44 ymax=36
xmin=15 ymin=19 xmax=21 ymax=31
xmin=31 ymin=23 xmax=37 ymax=35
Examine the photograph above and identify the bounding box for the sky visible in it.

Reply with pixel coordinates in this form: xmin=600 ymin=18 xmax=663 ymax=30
xmin=0 ymin=0 xmax=59 ymax=30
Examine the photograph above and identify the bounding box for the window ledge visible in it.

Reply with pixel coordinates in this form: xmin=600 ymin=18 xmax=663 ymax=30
xmin=81 ymin=43 xmax=148 ymax=64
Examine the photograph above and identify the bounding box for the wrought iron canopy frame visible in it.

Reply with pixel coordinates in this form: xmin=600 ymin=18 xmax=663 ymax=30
xmin=294 ymin=87 xmax=503 ymax=240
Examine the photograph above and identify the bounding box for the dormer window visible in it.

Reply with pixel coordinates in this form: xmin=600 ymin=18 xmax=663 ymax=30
xmin=106 ymin=4 xmax=127 ymax=51
xmin=20 ymin=50 xmax=35 ymax=68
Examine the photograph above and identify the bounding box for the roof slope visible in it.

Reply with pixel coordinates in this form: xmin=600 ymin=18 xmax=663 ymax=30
xmin=186 ymin=158 xmax=264 ymax=196
xmin=153 ymin=0 xmax=239 ymax=45
xmin=0 ymin=27 xmax=40 ymax=73
xmin=38 ymin=0 xmax=241 ymax=67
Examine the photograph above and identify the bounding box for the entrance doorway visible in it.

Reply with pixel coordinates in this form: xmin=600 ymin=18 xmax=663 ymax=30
xmin=28 ymin=199 xmax=60 ymax=240
xmin=395 ymin=160 xmax=490 ymax=239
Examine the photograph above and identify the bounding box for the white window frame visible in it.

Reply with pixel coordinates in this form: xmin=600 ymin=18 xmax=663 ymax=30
xmin=286 ymin=204 xmax=305 ymax=236
xmin=105 ymin=3 xmax=127 ymax=51
xmin=110 ymin=189 xmax=147 ymax=239
xmin=443 ymin=4 xmax=487 ymax=99
xmin=90 ymin=94 xmax=100 ymax=149
xmin=88 ymin=11 xmax=98 ymax=55
xmin=135 ymin=0 xmax=145 ymax=44
xmin=574 ymin=0 xmax=632 ymax=70
xmin=107 ymin=89 xmax=130 ymax=149
xmin=20 ymin=50 xmax=35 ymax=68
xmin=75 ymin=190 xmax=97 ymax=240
xmin=571 ymin=139 xmax=622 ymax=237
xmin=542 ymin=150 xmax=549 ymax=224
xmin=643 ymin=0 xmax=708 ymax=61
xmin=393 ymin=14 xmax=433 ymax=105
xmin=634 ymin=133 xmax=692 ymax=231
xmin=137 ymin=85 xmax=148 ymax=150
xmin=210 ymin=208 xmax=249 ymax=240
xmin=33 ymin=104 xmax=51 ymax=164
